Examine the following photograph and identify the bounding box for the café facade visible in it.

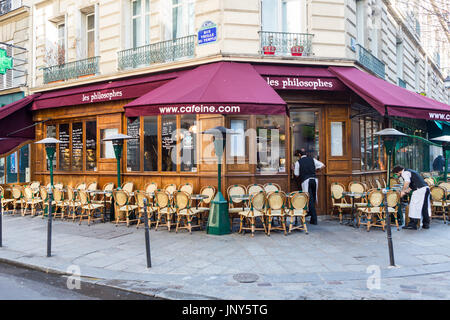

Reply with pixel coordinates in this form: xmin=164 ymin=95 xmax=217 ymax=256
xmin=2 ymin=59 xmax=450 ymax=214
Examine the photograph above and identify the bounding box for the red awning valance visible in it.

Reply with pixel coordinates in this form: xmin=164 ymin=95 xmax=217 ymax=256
xmin=124 ymin=62 xmax=287 ymax=116
xmin=0 ymin=93 xmax=41 ymax=156
xmin=329 ymin=66 xmax=450 ymax=121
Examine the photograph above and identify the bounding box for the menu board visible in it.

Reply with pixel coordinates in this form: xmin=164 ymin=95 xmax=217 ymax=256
xmin=86 ymin=121 xmax=97 ymax=171
xmin=162 ymin=120 xmax=176 ymax=151
xmin=58 ymin=124 xmax=70 ymax=171
xmin=127 ymin=119 xmax=140 ymax=171
xmin=72 ymin=123 xmax=83 ymax=171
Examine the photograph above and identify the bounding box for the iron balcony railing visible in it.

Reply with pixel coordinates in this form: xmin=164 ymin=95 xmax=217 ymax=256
xmin=398 ymin=78 xmax=406 ymax=88
xmin=355 ymin=44 xmax=386 ymax=79
xmin=259 ymin=31 xmax=314 ymax=57
xmin=43 ymin=56 xmax=99 ymax=84
xmin=117 ymin=35 xmax=196 ymax=71
xmin=0 ymin=0 xmax=21 ymax=16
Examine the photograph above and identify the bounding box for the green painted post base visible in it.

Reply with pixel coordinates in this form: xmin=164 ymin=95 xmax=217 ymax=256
xmin=206 ymin=192 xmax=231 ymax=235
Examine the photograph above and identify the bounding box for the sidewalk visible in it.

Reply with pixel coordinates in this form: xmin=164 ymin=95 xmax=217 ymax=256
xmin=1 ymin=213 xmax=450 ymax=299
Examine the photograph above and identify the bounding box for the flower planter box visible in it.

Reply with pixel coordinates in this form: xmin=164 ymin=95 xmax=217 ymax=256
xmin=263 ymin=45 xmax=276 ymax=55
xmin=291 ymin=45 xmax=304 ymax=56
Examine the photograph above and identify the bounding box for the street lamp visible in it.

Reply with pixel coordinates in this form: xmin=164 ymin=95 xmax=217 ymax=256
xmin=102 ymin=133 xmax=134 ymax=189
xmin=430 ymin=135 xmax=450 ymax=181
xmin=375 ymin=128 xmax=407 ymax=267
xmin=201 ymin=126 xmax=236 ymax=235
xmin=35 ymin=137 xmax=62 ymax=187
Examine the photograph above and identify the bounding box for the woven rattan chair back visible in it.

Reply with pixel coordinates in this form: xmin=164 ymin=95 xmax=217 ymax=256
xmin=155 ymin=190 xmax=170 ymax=209
xmin=438 ymin=182 xmax=450 ymax=191
xmin=53 ymin=188 xmax=63 ymax=202
xmin=164 ymin=184 xmax=177 ymax=196
xmin=267 ymin=191 xmax=286 ymax=210
xmin=40 ymin=186 xmax=48 ymax=202
xmin=263 ymin=183 xmax=281 ymax=194
xmin=367 ymin=190 xmax=383 ymax=207
xmin=247 ymin=184 xmax=264 ymax=196
xmin=200 ymin=186 xmax=215 ymax=204
xmin=54 ymin=183 xmax=64 ymax=190
xmin=290 ymin=192 xmax=309 ymax=210
xmin=349 ymin=182 xmax=365 ymax=199
xmin=331 ymin=183 xmax=345 ymax=201
xmin=103 ymin=182 xmax=114 ymax=192
xmin=135 ymin=190 xmax=150 ymax=208
xmin=29 ymin=181 xmax=40 ymax=189
xmin=76 ymin=183 xmax=87 ymax=191
xmin=79 ymin=190 xmax=89 ymax=206
xmin=114 ymin=190 xmax=129 ymax=207
xmin=425 ymin=178 xmax=435 ymax=187
xmin=375 ymin=179 xmax=382 ymax=189
xmin=67 ymin=187 xmax=75 ymax=202
xmin=382 ymin=178 xmax=387 ymax=188
xmin=179 ymin=183 xmax=194 ymax=195
xmin=122 ymin=182 xmax=134 ymax=193
xmin=87 ymin=182 xmax=98 ymax=191
xmin=250 ymin=191 xmax=266 ymax=211
xmin=431 ymin=186 xmax=446 ymax=201
xmin=0 ymin=186 xmax=4 ymax=199
xmin=227 ymin=185 xmax=246 ymax=204
xmin=386 ymin=190 xmax=400 ymax=208
xmin=144 ymin=182 xmax=158 ymax=195
xmin=24 ymin=187 xmax=34 ymax=200
xmin=175 ymin=191 xmax=190 ymax=210
xmin=12 ymin=186 xmax=23 ymax=200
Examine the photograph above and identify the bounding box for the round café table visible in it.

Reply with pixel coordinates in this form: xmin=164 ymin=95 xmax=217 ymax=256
xmin=342 ymin=191 xmax=367 ymax=228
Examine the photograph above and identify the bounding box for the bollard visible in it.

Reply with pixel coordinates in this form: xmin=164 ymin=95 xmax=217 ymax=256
xmin=47 ymin=189 xmax=53 ymax=257
xmin=143 ymin=198 xmax=152 ymax=268
xmin=383 ymin=189 xmax=395 ymax=267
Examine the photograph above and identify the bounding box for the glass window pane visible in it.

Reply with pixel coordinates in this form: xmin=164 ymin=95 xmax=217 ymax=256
xmin=290 ymin=111 xmax=320 ymax=160
xmin=0 ymin=157 xmax=4 ymax=184
xmin=6 ymin=152 xmax=17 ymax=184
xmin=127 ymin=118 xmax=140 ymax=172
xmin=360 ymin=118 xmax=365 ymax=170
xmin=86 ymin=121 xmax=97 ymax=171
xmin=145 ymin=14 xmax=150 ymax=44
xmin=144 ymin=117 xmax=158 ymax=171
xmin=282 ymin=0 xmax=301 ymax=33
xmin=230 ymin=120 xmax=246 ymax=157
xmin=87 ymin=14 xmax=95 ymax=30
xmin=256 ymin=115 xmax=286 ymax=173
xmin=172 ymin=4 xmax=183 ymax=38
xmin=133 ymin=0 xmax=141 ymax=16
xmin=100 ymin=128 xmax=118 ymax=159
xmin=162 ymin=115 xmax=177 ymax=171
xmin=366 ymin=120 xmax=373 ymax=170
xmin=19 ymin=145 xmax=29 ymax=183
xmin=262 ymin=0 xmax=278 ymax=32
xmin=87 ymin=30 xmax=95 ymax=57
xmin=330 ymin=122 xmax=344 ymax=156
xmin=72 ymin=122 xmax=83 ymax=171
xmin=58 ymin=123 xmax=70 ymax=171
xmin=180 ymin=115 xmax=197 ymax=172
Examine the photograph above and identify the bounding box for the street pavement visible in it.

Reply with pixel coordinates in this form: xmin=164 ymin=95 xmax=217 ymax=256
xmin=1 ymin=213 xmax=450 ymax=299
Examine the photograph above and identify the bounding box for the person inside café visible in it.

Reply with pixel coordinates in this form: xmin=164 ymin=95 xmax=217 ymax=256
xmin=392 ymin=165 xmax=431 ymax=230
xmin=294 ymin=148 xmax=325 ymax=225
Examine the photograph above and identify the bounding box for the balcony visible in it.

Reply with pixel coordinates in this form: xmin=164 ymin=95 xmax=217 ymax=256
xmin=117 ymin=35 xmax=196 ymax=71
xmin=259 ymin=31 xmax=314 ymax=58
xmin=43 ymin=56 xmax=99 ymax=84
xmin=0 ymin=0 xmax=22 ymax=16
xmin=355 ymin=44 xmax=386 ymax=79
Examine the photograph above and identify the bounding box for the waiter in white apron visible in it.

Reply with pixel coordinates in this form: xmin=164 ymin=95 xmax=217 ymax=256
xmin=392 ymin=165 xmax=431 ymax=230
xmin=294 ymin=148 xmax=325 ymax=225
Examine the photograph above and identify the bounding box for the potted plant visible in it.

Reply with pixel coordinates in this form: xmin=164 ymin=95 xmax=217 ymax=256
xmin=291 ymin=44 xmax=304 ymax=56
xmin=263 ymin=36 xmax=276 ymax=55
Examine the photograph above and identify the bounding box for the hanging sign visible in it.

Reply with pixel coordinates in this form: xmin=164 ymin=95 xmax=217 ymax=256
xmin=198 ymin=21 xmax=217 ymax=45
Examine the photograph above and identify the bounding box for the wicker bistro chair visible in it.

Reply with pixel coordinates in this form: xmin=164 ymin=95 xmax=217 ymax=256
xmin=263 ymin=183 xmax=281 ymax=194
xmin=438 ymin=182 xmax=450 ymax=192
xmin=247 ymin=184 xmax=265 ymax=197
xmin=386 ymin=190 xmax=401 ymax=230
xmin=135 ymin=190 xmax=157 ymax=229
xmin=22 ymin=186 xmax=43 ymax=216
xmin=113 ymin=189 xmax=138 ymax=227
xmin=40 ymin=186 xmax=50 ymax=215
xmin=163 ymin=184 xmax=177 ymax=197
xmin=194 ymin=186 xmax=216 ymax=220
xmin=348 ymin=181 xmax=368 ymax=209
xmin=87 ymin=182 xmax=98 ymax=191
xmin=330 ymin=182 xmax=352 ymax=223
xmin=67 ymin=187 xmax=82 ymax=222
xmin=179 ymin=183 xmax=194 ymax=195
xmin=425 ymin=178 xmax=435 ymax=187
xmin=430 ymin=186 xmax=448 ymax=224
xmin=75 ymin=182 xmax=87 ymax=191
xmin=238 ymin=191 xmax=267 ymax=237
xmin=154 ymin=190 xmax=175 ymax=231
xmin=287 ymin=192 xmax=309 ymax=234
xmin=144 ymin=182 xmax=158 ymax=201
xmin=0 ymin=186 xmax=14 ymax=213
xmin=54 ymin=183 xmax=64 ymax=190
xmin=121 ymin=182 xmax=134 ymax=193
xmin=92 ymin=182 xmax=115 ymax=208
xmin=227 ymin=184 xmax=248 ymax=230
xmin=357 ymin=190 xmax=385 ymax=231
xmin=11 ymin=185 xmax=25 ymax=215
xmin=266 ymin=191 xmax=288 ymax=236
xmin=175 ymin=191 xmax=203 ymax=234
xmin=78 ymin=190 xmax=104 ymax=226
xmin=375 ymin=179 xmax=382 ymax=189
xmin=53 ymin=187 xmax=69 ymax=219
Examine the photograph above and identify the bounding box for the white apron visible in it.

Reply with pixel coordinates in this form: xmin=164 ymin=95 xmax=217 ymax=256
xmin=301 ymin=178 xmax=318 ymax=204
xmin=408 ymin=186 xmax=431 ymax=219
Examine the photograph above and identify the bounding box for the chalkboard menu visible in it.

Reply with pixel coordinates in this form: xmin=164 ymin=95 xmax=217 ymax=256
xmin=127 ymin=119 xmax=140 ymax=171
xmin=58 ymin=124 xmax=70 ymax=171
xmin=86 ymin=121 xmax=97 ymax=171
xmin=162 ymin=116 xmax=176 ymax=171
xmin=72 ymin=123 xmax=83 ymax=171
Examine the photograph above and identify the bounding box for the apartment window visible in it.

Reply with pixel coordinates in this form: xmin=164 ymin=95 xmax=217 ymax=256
xmin=57 ymin=23 xmax=66 ymax=65
xmin=396 ymin=40 xmax=404 ymax=80
xmin=162 ymin=0 xmax=194 ymax=40
xmin=261 ymin=0 xmax=305 ymax=33
xmin=0 ymin=43 xmax=13 ymax=90
xmin=86 ymin=13 xmax=95 ymax=58
xmin=414 ymin=60 xmax=420 ymax=92
xmin=355 ymin=0 xmax=365 ymax=45
xmin=132 ymin=0 xmax=151 ymax=47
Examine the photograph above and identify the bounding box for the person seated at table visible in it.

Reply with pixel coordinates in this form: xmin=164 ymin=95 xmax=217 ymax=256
xmin=294 ymin=148 xmax=325 ymax=225
xmin=393 ymin=165 xmax=431 ymax=230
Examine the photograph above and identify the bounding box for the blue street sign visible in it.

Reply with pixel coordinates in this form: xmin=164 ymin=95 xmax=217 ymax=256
xmin=198 ymin=21 xmax=217 ymax=45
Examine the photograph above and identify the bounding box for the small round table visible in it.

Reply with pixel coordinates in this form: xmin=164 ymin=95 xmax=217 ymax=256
xmin=342 ymin=191 xmax=367 ymax=227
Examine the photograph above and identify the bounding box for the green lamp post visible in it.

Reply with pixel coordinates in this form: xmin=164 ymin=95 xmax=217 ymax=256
xmin=375 ymin=128 xmax=407 ymax=267
xmin=35 ymin=137 xmax=62 ymax=187
xmin=102 ymin=133 xmax=134 ymax=189
xmin=201 ymin=126 xmax=236 ymax=235
xmin=431 ymin=135 xmax=450 ymax=181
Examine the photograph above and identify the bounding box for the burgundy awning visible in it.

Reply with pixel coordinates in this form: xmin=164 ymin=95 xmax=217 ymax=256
xmin=32 ymin=71 xmax=182 ymax=110
xmin=124 ymin=62 xmax=287 ymax=116
xmin=0 ymin=93 xmax=41 ymax=156
xmin=329 ymin=66 xmax=450 ymax=121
